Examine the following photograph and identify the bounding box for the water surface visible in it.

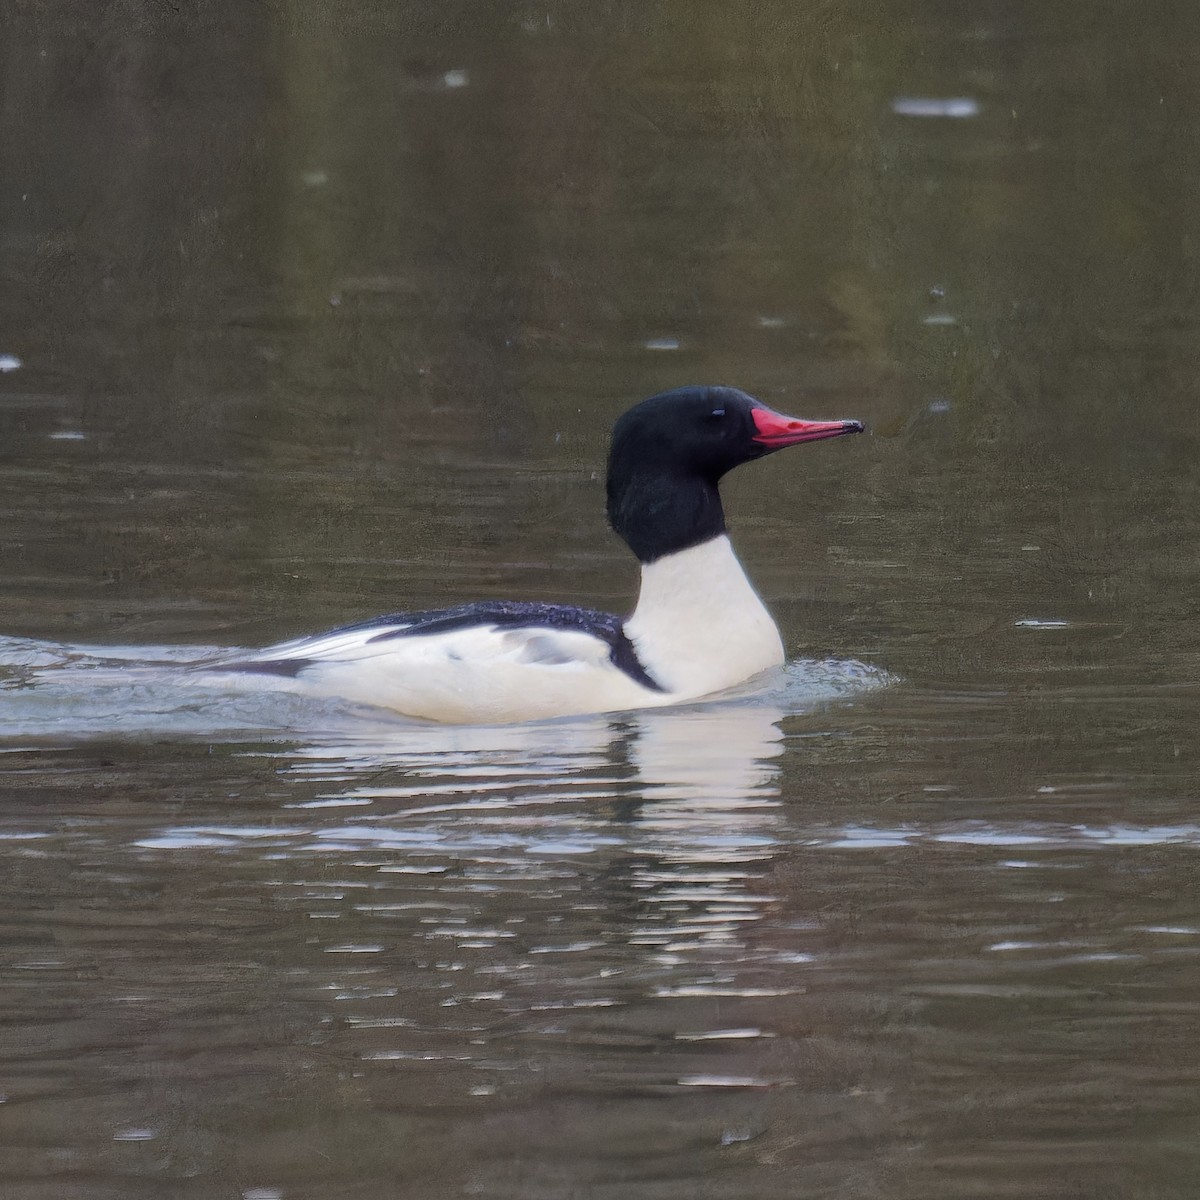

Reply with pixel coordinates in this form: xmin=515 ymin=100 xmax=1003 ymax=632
xmin=2 ymin=3 xmax=1199 ymax=1198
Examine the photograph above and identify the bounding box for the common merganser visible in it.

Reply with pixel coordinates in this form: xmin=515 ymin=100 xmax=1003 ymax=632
xmin=214 ymin=386 xmax=863 ymax=723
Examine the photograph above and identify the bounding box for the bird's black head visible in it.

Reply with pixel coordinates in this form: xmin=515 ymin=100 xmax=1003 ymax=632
xmin=606 ymin=385 xmax=863 ymax=563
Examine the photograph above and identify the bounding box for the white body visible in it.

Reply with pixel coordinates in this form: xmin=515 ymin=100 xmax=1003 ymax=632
xmin=216 ymin=535 xmax=786 ymax=724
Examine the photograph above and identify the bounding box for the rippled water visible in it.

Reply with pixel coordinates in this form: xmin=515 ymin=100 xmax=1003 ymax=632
xmin=5 ymin=674 xmax=1199 ymax=1198
xmin=3 ymin=3 xmax=1200 ymax=1198
xmin=4 ymin=656 xmax=1197 ymax=1197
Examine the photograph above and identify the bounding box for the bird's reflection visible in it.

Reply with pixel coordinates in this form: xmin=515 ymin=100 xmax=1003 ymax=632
xmin=264 ymin=700 xmax=791 ymax=970
xmin=629 ymin=702 xmax=785 ymax=797
xmin=109 ymin=690 xmax=791 ymax=959
xmin=264 ymin=698 xmax=783 ymax=825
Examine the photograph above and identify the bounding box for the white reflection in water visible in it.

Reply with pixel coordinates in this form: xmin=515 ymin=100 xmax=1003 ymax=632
xmin=112 ymin=1128 xmax=158 ymax=1142
xmin=677 ymin=1074 xmax=782 ymax=1089
xmin=891 ymin=96 xmax=980 ymax=118
xmin=822 ymin=823 xmax=1200 ymax=849
xmin=675 ymin=1028 xmax=773 ymax=1041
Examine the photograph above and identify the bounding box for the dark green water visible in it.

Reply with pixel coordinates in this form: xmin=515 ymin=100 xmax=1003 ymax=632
xmin=2 ymin=4 xmax=1199 ymax=1197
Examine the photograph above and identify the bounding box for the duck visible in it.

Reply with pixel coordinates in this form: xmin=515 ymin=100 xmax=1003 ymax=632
xmin=210 ymin=386 xmax=863 ymax=723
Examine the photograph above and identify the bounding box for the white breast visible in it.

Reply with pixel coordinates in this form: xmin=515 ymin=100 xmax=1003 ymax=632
xmin=623 ymin=535 xmax=785 ymax=699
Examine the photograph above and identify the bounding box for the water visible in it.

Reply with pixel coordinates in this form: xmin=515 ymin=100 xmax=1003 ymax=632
xmin=2 ymin=3 xmax=1200 ymax=1197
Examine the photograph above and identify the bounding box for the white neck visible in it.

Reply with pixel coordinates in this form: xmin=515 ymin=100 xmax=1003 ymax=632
xmin=624 ymin=535 xmax=785 ymax=699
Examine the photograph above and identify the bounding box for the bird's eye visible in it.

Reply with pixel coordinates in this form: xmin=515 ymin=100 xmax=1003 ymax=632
xmin=711 ymin=408 xmax=726 ymax=418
